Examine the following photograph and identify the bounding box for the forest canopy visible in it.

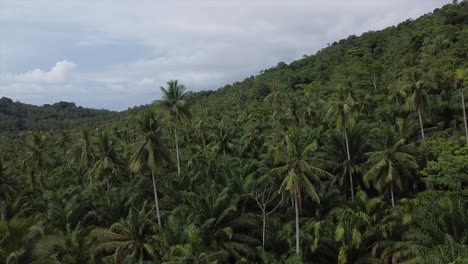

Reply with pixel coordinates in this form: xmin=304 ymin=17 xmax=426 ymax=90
xmin=0 ymin=2 xmax=467 ymax=263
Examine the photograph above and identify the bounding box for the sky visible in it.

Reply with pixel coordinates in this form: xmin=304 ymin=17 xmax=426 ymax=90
xmin=0 ymin=0 xmax=450 ymax=111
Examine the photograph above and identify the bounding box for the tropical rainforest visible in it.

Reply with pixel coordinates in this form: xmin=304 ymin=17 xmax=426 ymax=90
xmin=0 ymin=2 xmax=467 ymax=264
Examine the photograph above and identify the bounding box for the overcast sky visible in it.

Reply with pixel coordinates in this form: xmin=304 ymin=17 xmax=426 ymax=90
xmin=0 ymin=0 xmax=450 ymax=110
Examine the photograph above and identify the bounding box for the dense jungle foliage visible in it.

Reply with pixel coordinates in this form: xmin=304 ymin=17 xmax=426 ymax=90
xmin=0 ymin=2 xmax=467 ymax=263
xmin=0 ymin=97 xmax=114 ymax=134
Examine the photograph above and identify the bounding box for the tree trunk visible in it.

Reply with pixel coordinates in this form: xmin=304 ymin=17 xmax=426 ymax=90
xmin=461 ymin=89 xmax=468 ymax=145
xmin=390 ymin=183 xmax=395 ymax=208
xmin=39 ymin=172 xmax=45 ymax=191
xmin=201 ymin=132 xmax=206 ymax=151
xmin=152 ymin=171 xmax=162 ymax=227
xmin=262 ymin=213 xmax=266 ymax=249
xmin=372 ymin=71 xmax=378 ymax=90
xmin=294 ymin=193 xmax=300 ymax=255
xmin=174 ymin=126 xmax=181 ymax=176
xmin=417 ymin=108 xmax=425 ymax=140
xmin=344 ymin=129 xmax=354 ymax=201
xmin=29 ymin=171 xmax=35 ymax=191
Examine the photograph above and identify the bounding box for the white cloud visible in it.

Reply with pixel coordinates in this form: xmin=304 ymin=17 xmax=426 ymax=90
xmin=15 ymin=60 xmax=77 ymax=84
xmin=0 ymin=0 xmax=451 ymax=110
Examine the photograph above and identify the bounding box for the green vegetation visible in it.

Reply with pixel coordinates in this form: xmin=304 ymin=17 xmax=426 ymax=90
xmin=0 ymin=97 xmax=114 ymax=134
xmin=0 ymin=2 xmax=467 ymax=263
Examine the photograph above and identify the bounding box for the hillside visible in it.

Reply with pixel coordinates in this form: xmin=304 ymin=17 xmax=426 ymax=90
xmin=0 ymin=97 xmax=114 ymax=133
xmin=0 ymin=2 xmax=467 ymax=263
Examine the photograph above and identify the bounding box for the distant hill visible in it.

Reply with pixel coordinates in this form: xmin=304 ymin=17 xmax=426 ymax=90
xmin=0 ymin=97 xmax=114 ymax=133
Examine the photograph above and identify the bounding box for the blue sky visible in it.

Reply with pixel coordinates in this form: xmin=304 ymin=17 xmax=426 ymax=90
xmin=0 ymin=0 xmax=450 ymax=110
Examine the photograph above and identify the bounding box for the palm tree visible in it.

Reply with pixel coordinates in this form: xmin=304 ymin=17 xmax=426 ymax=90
xmin=264 ymin=83 xmax=284 ymax=118
xmin=92 ymin=204 xmax=159 ymax=263
xmin=402 ymin=68 xmax=434 ymax=140
xmin=130 ymin=111 xmax=172 ymax=227
xmin=321 ymin=126 xmax=369 ymax=198
xmin=454 ymin=69 xmax=468 ymax=144
xmin=91 ymin=132 xmax=125 ymax=187
xmin=208 ymin=125 xmax=239 ymax=156
xmin=363 ymin=126 xmax=419 ymax=208
xmin=159 ymin=80 xmax=192 ymax=177
xmin=33 ymin=223 xmax=94 ymax=264
xmin=382 ymin=194 xmax=468 ymax=263
xmin=0 ymin=156 xmax=16 ymax=220
xmin=164 ymin=224 xmax=229 ymax=263
xmin=271 ymin=128 xmax=332 ymax=254
xmin=0 ymin=217 xmax=43 ymax=264
xmin=68 ymin=127 xmax=95 ymax=168
xmin=333 ymin=191 xmax=385 ymax=263
xmin=22 ymin=133 xmax=50 ymax=191
xmin=191 ymin=186 xmax=260 ymax=261
xmin=0 ymin=157 xmax=15 ymax=220
xmin=402 ymin=195 xmax=468 ymax=263
xmin=325 ymin=85 xmax=357 ymax=200
xmin=193 ymin=110 xmax=211 ymax=151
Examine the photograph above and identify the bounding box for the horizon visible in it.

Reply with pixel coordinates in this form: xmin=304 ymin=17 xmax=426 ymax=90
xmin=1 ymin=0 xmax=450 ymax=111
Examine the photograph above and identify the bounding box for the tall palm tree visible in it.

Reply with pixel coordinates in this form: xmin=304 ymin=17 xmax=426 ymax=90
xmin=92 ymin=205 xmax=159 ymax=263
xmin=130 ymin=111 xmax=172 ymax=227
xmin=159 ymin=80 xmax=192 ymax=176
xmin=325 ymin=85 xmax=357 ymax=200
xmin=22 ymin=133 xmax=50 ymax=191
xmin=402 ymin=68 xmax=434 ymax=140
xmin=271 ymin=128 xmax=332 ymax=254
xmin=363 ymin=126 xmax=419 ymax=208
xmin=454 ymin=69 xmax=468 ymax=144
xmin=321 ymin=126 xmax=369 ymax=197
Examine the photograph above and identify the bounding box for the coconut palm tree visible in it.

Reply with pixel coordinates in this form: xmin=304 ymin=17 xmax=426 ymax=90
xmin=130 ymin=110 xmax=172 ymax=227
xmin=402 ymin=68 xmax=434 ymax=140
xmin=22 ymin=133 xmax=50 ymax=191
xmin=92 ymin=204 xmax=159 ymax=263
xmin=208 ymin=125 xmax=239 ymax=156
xmin=321 ymin=126 xmax=369 ymax=198
xmin=271 ymin=127 xmax=332 ymax=254
xmin=454 ymin=68 xmax=468 ymax=144
xmin=325 ymin=85 xmax=357 ymax=200
xmin=363 ymin=126 xmax=419 ymax=208
xmin=159 ymin=80 xmax=192 ymax=177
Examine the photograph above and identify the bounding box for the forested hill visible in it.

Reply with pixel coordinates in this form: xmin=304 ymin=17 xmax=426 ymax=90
xmin=0 ymin=2 xmax=467 ymax=264
xmin=179 ymin=1 xmax=467 ymax=119
xmin=0 ymin=97 xmax=114 ymax=133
